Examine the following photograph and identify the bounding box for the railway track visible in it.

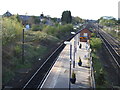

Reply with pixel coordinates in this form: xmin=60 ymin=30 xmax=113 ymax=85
xmin=98 ymin=29 xmax=120 ymax=86
xmin=99 ymin=29 xmax=120 ymax=56
xmin=98 ymin=29 xmax=120 ymax=68
xmin=19 ymin=35 xmax=75 ymax=89
xmin=22 ymin=43 xmax=65 ymax=89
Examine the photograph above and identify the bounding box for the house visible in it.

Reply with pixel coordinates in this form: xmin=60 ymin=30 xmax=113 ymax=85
xmin=79 ymin=28 xmax=92 ymax=42
xmin=19 ymin=15 xmax=31 ymax=26
xmin=45 ymin=18 xmax=54 ymax=26
xmin=3 ymin=11 xmax=12 ymax=17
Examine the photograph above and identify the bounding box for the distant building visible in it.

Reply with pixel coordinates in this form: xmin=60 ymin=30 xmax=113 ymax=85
xmin=39 ymin=12 xmax=44 ymax=23
xmin=79 ymin=28 xmax=92 ymax=42
xmin=3 ymin=11 xmax=12 ymax=17
xmin=102 ymin=16 xmax=115 ymax=20
xmin=25 ymin=24 xmax=30 ymax=30
xmin=19 ymin=15 xmax=30 ymax=25
xmin=45 ymin=19 xmax=54 ymax=26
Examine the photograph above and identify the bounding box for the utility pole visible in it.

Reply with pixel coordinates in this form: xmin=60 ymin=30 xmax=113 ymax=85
xmin=22 ymin=28 xmax=24 ymax=64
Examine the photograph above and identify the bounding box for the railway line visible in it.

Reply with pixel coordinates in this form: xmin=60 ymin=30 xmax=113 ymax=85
xmin=98 ymin=28 xmax=120 ymax=86
xmin=19 ymin=35 xmax=75 ymax=89
xmin=21 ymin=25 xmax=120 ymax=89
xmin=99 ymin=29 xmax=120 ymax=56
xmin=22 ymin=43 xmax=65 ymax=89
xmin=98 ymin=29 xmax=120 ymax=66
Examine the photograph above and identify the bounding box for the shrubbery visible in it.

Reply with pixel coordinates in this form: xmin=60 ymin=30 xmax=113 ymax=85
xmin=32 ymin=24 xmax=42 ymax=31
xmin=2 ymin=16 xmax=23 ymax=45
xmin=2 ymin=15 xmax=74 ymax=85
xmin=90 ymin=36 xmax=106 ymax=87
xmin=90 ymin=38 xmax=102 ymax=50
xmin=42 ymin=24 xmax=73 ymax=39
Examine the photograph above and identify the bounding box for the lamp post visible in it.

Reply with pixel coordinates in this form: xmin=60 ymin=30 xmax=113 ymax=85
xmin=64 ymin=41 xmax=72 ymax=90
xmin=22 ymin=12 xmax=29 ymax=64
xmin=71 ymin=32 xmax=76 ymax=68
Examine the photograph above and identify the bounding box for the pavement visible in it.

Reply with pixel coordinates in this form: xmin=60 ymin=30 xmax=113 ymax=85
xmin=41 ymin=36 xmax=91 ymax=89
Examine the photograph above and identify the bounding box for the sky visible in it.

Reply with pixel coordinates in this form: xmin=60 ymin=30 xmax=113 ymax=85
xmin=0 ymin=0 xmax=119 ymax=20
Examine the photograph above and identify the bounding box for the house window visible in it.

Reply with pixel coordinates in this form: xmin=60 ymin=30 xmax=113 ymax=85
xmin=84 ymin=33 xmax=88 ymax=36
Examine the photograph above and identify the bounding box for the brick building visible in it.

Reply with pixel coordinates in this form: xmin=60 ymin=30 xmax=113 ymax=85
xmin=79 ymin=28 xmax=92 ymax=42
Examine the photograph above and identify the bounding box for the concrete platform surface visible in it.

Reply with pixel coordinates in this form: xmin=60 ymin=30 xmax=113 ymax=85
xmin=41 ymin=37 xmax=91 ymax=89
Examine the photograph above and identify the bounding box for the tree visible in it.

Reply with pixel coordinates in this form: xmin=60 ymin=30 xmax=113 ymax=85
xmin=72 ymin=16 xmax=83 ymax=24
xmin=98 ymin=16 xmax=117 ymax=26
xmin=61 ymin=11 xmax=72 ymax=24
xmin=32 ymin=16 xmax=40 ymax=24
xmin=117 ymin=18 xmax=120 ymax=24
xmin=16 ymin=14 xmax=21 ymax=22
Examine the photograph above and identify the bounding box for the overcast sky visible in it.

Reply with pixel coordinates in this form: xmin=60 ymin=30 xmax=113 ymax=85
xmin=0 ymin=0 xmax=119 ymax=20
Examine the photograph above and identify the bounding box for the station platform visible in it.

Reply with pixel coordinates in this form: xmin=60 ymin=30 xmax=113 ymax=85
xmin=41 ymin=37 xmax=91 ymax=89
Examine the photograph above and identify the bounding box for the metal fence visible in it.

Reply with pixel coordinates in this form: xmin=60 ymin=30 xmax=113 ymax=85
xmin=90 ymin=56 xmax=96 ymax=89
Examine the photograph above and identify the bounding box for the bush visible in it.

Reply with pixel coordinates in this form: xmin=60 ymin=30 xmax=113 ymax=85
xmin=3 ymin=68 xmax=15 ymax=84
xmin=42 ymin=24 xmax=73 ymax=40
xmin=91 ymin=38 xmax=106 ymax=87
xmin=43 ymin=25 xmax=57 ymax=35
xmin=91 ymin=33 xmax=96 ymax=37
xmin=2 ymin=16 xmax=23 ymax=45
xmin=96 ymin=68 xmax=105 ymax=85
xmin=56 ymin=24 xmax=73 ymax=39
xmin=90 ymin=38 xmax=102 ymax=50
xmin=14 ymin=45 xmax=22 ymax=57
xmin=32 ymin=24 xmax=42 ymax=31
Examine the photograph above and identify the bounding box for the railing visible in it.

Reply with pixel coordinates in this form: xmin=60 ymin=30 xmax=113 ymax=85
xmin=90 ymin=56 xmax=96 ymax=89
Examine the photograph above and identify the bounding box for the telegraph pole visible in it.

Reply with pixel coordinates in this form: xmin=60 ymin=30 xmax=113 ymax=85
xmin=22 ymin=28 xmax=24 ymax=64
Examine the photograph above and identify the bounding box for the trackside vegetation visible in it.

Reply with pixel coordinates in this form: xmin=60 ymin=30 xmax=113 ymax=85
xmin=90 ymin=33 xmax=109 ymax=88
xmin=2 ymin=15 xmax=75 ymax=85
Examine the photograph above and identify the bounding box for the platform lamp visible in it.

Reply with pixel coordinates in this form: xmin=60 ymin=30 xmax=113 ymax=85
xmin=71 ymin=32 xmax=76 ymax=68
xmin=64 ymin=41 xmax=72 ymax=90
xmin=22 ymin=13 xmax=29 ymax=64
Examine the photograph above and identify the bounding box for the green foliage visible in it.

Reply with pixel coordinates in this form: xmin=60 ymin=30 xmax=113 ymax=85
xmin=24 ymin=44 xmax=48 ymax=63
xmin=91 ymin=33 xmax=96 ymax=37
xmin=96 ymin=68 xmax=105 ymax=85
xmin=2 ymin=16 xmax=23 ymax=45
xmin=3 ymin=68 xmax=15 ymax=84
xmin=32 ymin=24 xmax=42 ymax=31
xmin=61 ymin=11 xmax=72 ymax=24
xmin=2 ymin=15 xmax=74 ymax=85
xmin=16 ymin=14 xmax=21 ymax=22
xmin=43 ymin=24 xmax=73 ymax=40
xmin=25 ymin=31 xmax=59 ymax=43
xmin=72 ymin=72 xmax=76 ymax=79
xmin=98 ymin=17 xmax=117 ymax=26
xmin=91 ymin=37 xmax=107 ymax=87
xmin=51 ymin=17 xmax=58 ymax=23
xmin=117 ymin=19 xmax=120 ymax=24
xmin=32 ymin=16 xmax=40 ymax=24
xmin=103 ymin=26 xmax=120 ymax=41
xmin=90 ymin=37 xmax=102 ymax=50
xmin=78 ymin=57 xmax=82 ymax=63
xmin=72 ymin=16 xmax=84 ymax=24
xmin=55 ymin=24 xmax=73 ymax=39
xmin=43 ymin=25 xmax=57 ymax=35
xmin=13 ymin=45 xmax=22 ymax=57
xmin=92 ymin=52 xmax=106 ymax=87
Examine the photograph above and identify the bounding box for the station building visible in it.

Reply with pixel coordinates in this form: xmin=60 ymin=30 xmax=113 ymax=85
xmin=79 ymin=28 xmax=92 ymax=42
